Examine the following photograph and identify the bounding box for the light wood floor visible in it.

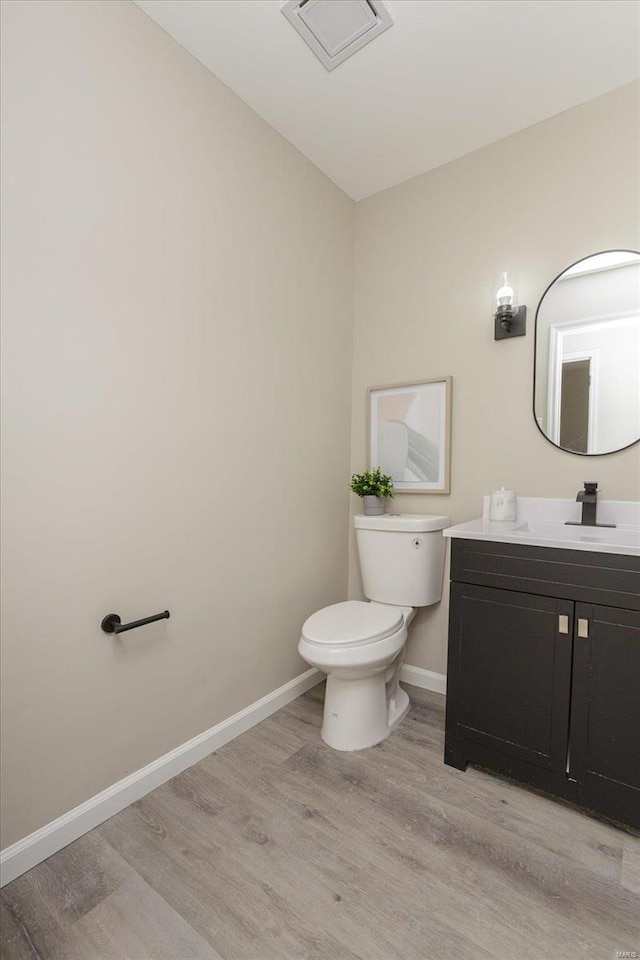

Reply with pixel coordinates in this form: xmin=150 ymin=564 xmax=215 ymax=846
xmin=1 ymin=684 xmax=638 ymax=960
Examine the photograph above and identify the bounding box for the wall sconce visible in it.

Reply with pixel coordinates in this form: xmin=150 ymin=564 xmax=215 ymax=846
xmin=493 ymin=271 xmax=526 ymax=340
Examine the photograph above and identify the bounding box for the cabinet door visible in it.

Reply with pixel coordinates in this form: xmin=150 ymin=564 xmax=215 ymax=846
xmin=446 ymin=583 xmax=573 ymax=772
xmin=569 ymin=604 xmax=640 ymax=827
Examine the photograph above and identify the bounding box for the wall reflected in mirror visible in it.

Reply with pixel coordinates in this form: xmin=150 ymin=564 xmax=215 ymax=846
xmin=534 ymin=250 xmax=640 ymax=456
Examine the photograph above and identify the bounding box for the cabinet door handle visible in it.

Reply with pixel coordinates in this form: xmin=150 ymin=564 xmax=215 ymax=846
xmin=577 ymin=618 xmax=589 ymax=639
xmin=558 ymin=615 xmax=569 ymax=634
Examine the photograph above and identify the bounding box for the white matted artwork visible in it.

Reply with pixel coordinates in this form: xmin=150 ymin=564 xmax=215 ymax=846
xmin=368 ymin=377 xmax=452 ymax=494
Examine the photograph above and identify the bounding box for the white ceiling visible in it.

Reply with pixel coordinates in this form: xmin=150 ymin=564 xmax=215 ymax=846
xmin=134 ymin=0 xmax=640 ymax=200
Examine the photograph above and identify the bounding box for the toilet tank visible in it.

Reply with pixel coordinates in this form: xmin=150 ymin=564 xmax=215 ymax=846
xmin=354 ymin=514 xmax=449 ymax=607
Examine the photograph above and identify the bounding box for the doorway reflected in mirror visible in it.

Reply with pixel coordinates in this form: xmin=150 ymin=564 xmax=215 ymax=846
xmin=534 ymin=250 xmax=640 ymax=456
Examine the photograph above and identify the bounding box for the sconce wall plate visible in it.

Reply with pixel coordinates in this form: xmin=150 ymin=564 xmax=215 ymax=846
xmin=495 ymin=305 xmax=527 ymax=341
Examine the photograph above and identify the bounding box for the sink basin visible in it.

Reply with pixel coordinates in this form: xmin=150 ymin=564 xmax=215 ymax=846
xmin=443 ymin=499 xmax=640 ymax=556
xmin=515 ymin=520 xmax=617 ymax=536
xmin=512 ymin=520 xmax=640 ymax=549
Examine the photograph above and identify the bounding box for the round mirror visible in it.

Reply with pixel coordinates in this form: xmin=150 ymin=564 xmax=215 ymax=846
xmin=533 ymin=250 xmax=640 ymax=456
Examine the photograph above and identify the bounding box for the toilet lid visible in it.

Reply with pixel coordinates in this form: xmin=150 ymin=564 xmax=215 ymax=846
xmin=302 ymin=601 xmax=403 ymax=646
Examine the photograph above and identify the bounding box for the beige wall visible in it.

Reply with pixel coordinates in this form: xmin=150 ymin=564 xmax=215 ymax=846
xmin=0 ymin=0 xmax=354 ymax=848
xmin=350 ymin=82 xmax=640 ymax=675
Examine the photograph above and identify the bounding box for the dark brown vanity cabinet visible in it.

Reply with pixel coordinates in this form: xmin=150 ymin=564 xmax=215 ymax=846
xmin=444 ymin=539 xmax=640 ymax=829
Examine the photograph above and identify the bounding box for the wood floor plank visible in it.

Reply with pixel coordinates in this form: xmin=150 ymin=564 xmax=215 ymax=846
xmin=2 ymin=684 xmax=638 ymax=960
xmin=0 ymin=896 xmax=43 ymax=960
xmin=0 ymin=892 xmax=87 ymax=960
xmin=294 ymin=730 xmax=636 ymax=923
xmin=0 ymin=830 xmax=221 ymax=960
xmin=19 ymin=831 xmax=128 ymax=924
xmin=135 ymin=757 xmax=499 ymax=960
xmin=277 ymin=683 xmax=627 ymax=885
xmin=255 ymin=690 xmax=637 ymax=959
xmin=70 ymin=872 xmax=224 ymax=960
xmin=0 ymin=832 xmax=125 ymax=960
xmin=180 ymin=734 xmax=601 ymax=960
xmin=218 ymin=713 xmax=307 ymax=768
xmin=257 ymin=742 xmax=628 ymax=960
xmin=98 ymin=792 xmax=368 ymax=960
xmin=385 ymin=691 xmax=626 ymax=881
xmin=622 ymin=835 xmax=640 ymax=894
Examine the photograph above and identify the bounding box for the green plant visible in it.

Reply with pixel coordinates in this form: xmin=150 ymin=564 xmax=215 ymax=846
xmin=349 ymin=467 xmax=394 ymax=499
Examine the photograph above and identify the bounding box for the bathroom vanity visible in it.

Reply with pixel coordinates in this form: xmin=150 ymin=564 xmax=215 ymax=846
xmin=443 ymin=499 xmax=640 ymax=830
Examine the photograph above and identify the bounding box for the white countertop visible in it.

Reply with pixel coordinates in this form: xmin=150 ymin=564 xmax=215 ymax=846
xmin=443 ymin=497 xmax=640 ymax=557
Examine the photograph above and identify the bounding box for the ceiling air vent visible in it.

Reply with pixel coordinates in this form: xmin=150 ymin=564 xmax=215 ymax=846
xmin=281 ymin=0 xmax=393 ymax=72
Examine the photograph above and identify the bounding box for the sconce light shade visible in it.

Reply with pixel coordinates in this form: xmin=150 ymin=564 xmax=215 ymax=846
xmin=493 ymin=271 xmax=526 ymax=340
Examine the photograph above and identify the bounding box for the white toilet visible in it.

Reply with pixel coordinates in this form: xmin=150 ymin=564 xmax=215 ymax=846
xmin=298 ymin=513 xmax=449 ymax=751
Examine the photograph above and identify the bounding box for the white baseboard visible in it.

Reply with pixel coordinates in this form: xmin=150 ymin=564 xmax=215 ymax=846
xmin=0 ymin=667 xmax=321 ymax=888
xmin=400 ymin=663 xmax=447 ymax=696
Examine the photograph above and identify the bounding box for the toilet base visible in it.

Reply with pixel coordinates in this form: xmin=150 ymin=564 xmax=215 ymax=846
xmin=321 ymin=675 xmax=410 ymax=752
xmin=387 ymin=685 xmax=410 ymax=731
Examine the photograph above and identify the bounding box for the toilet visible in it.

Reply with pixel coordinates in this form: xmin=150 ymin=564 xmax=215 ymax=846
xmin=298 ymin=513 xmax=449 ymax=751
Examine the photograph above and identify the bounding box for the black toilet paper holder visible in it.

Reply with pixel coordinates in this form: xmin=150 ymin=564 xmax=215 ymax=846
xmin=101 ymin=610 xmax=170 ymax=634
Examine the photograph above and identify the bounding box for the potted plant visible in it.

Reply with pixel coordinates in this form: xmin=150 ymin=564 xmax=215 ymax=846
xmin=349 ymin=467 xmax=394 ymax=516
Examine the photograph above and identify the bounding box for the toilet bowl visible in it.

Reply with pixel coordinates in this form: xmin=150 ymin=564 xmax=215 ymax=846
xmin=299 ymin=600 xmax=415 ymax=751
xmin=298 ymin=513 xmax=449 ymax=752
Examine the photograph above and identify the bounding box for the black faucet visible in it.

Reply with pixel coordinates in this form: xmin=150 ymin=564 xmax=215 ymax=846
xmin=565 ymin=482 xmax=616 ymax=528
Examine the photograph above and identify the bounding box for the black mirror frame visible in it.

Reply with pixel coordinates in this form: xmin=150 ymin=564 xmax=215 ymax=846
xmin=532 ymin=248 xmax=640 ymax=457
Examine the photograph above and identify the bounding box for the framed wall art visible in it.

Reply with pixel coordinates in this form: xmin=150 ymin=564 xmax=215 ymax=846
xmin=367 ymin=376 xmax=452 ymax=494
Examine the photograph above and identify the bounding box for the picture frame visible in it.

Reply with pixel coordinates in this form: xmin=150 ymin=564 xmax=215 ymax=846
xmin=367 ymin=376 xmax=452 ymax=494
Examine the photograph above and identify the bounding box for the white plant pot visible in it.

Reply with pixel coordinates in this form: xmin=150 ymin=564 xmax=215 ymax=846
xmin=362 ymin=496 xmax=385 ymax=516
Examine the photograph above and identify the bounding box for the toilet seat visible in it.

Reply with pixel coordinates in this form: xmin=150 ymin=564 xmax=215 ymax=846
xmin=302 ymin=601 xmax=403 ymax=647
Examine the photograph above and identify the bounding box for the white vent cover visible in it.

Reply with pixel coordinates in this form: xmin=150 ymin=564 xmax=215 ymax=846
xmin=281 ymin=0 xmax=393 ymax=72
